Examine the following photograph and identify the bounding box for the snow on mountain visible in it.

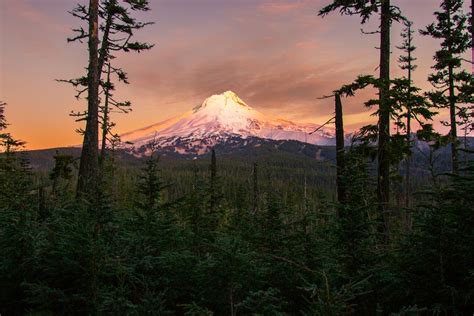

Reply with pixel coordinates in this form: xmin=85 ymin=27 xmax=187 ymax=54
xmin=122 ymin=91 xmax=336 ymax=155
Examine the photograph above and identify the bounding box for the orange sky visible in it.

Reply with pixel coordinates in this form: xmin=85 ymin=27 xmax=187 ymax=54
xmin=0 ymin=0 xmax=472 ymax=149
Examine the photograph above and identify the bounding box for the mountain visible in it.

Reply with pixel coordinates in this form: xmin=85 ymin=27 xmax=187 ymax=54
xmin=122 ymin=91 xmax=337 ymax=156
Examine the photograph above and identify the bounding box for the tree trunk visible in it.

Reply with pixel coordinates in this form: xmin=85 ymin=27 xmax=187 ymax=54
xmin=447 ymin=3 xmax=459 ymax=174
xmin=100 ymin=63 xmax=111 ymax=167
xmin=471 ymin=0 xmax=473 ymax=75
xmin=448 ymin=65 xmax=458 ymax=174
xmin=335 ymin=93 xmax=346 ymax=205
xmin=405 ymin=23 xmax=412 ymax=227
xmin=377 ymin=0 xmax=391 ymax=238
xmin=77 ymin=0 xmax=100 ymax=200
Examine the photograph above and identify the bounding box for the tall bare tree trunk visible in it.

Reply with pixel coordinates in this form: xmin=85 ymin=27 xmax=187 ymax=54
xmin=77 ymin=0 xmax=100 ymax=200
xmin=335 ymin=93 xmax=346 ymax=205
xmin=377 ymin=0 xmax=391 ymax=238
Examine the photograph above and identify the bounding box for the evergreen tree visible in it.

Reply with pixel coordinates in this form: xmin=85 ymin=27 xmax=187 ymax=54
xmin=50 ymin=151 xmax=76 ymax=197
xmin=136 ymin=153 xmax=166 ymax=213
xmin=393 ymin=20 xmax=437 ymax=219
xmin=397 ymin=20 xmax=417 ymax=208
xmin=76 ymin=0 xmax=100 ymax=200
xmin=0 ymin=102 xmax=37 ymax=314
xmin=398 ymin=156 xmax=474 ymax=313
xmin=63 ymin=0 xmax=154 ymax=199
xmin=319 ymin=0 xmax=404 ymax=231
xmin=421 ymin=0 xmax=473 ymax=174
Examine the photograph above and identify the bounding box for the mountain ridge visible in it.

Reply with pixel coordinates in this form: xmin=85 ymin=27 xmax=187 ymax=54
xmin=122 ymin=91 xmax=338 ymax=156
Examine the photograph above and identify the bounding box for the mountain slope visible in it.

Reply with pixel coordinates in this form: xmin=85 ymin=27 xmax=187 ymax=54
xmin=122 ymin=91 xmax=337 ymax=156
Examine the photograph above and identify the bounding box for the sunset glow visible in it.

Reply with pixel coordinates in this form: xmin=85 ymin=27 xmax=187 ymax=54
xmin=0 ymin=0 xmax=471 ymax=149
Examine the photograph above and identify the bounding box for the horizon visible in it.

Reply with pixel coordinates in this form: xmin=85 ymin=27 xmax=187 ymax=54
xmin=1 ymin=0 xmax=472 ymax=149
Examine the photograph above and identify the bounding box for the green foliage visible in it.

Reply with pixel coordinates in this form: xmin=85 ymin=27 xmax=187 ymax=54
xmin=238 ymin=288 xmax=287 ymax=315
xmin=136 ymin=153 xmax=167 ymax=212
xmin=396 ymin=158 xmax=474 ymax=313
xmin=2 ymin=144 xmax=474 ymax=314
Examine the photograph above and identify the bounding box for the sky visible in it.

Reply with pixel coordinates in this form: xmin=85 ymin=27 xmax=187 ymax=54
xmin=0 ymin=0 xmax=472 ymax=149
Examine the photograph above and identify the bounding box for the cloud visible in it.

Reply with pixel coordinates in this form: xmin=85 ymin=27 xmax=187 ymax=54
xmin=259 ymin=0 xmax=312 ymax=14
xmin=2 ymin=0 xmax=67 ymax=34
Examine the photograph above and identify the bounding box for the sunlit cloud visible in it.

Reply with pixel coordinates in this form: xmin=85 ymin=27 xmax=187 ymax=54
xmin=1 ymin=0 xmax=470 ymax=148
xmin=259 ymin=0 xmax=311 ymax=14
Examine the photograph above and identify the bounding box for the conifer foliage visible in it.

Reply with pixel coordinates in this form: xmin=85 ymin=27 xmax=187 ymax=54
xmin=319 ymin=0 xmax=403 ymax=237
xmin=63 ymin=0 xmax=154 ymax=200
xmin=421 ymin=0 xmax=473 ymax=174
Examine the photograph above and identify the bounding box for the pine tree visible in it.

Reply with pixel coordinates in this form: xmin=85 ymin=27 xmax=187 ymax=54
xmin=319 ymin=0 xmax=403 ymax=223
xmin=50 ymin=151 xmax=76 ymax=197
xmin=0 ymin=102 xmax=37 ymax=315
xmin=393 ymin=20 xmax=436 ymax=218
xmin=399 ymin=156 xmax=474 ymax=313
xmin=63 ymin=0 xmax=154 ymax=199
xmin=0 ymin=102 xmax=25 ymax=152
xmin=421 ymin=0 xmax=473 ymax=174
xmin=77 ymin=0 xmax=100 ymax=200
xmin=397 ymin=21 xmax=416 ymax=208
xmin=137 ymin=152 xmax=166 ymax=213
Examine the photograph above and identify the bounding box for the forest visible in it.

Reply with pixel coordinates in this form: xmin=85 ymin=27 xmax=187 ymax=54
xmin=1 ymin=0 xmax=473 ymax=315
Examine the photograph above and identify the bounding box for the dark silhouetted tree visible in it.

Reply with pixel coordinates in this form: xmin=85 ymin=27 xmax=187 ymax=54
xmin=421 ymin=0 xmax=473 ymax=174
xmin=393 ymin=20 xmax=436 ymax=213
xmin=63 ymin=0 xmax=153 ymax=199
xmin=319 ymin=0 xmax=403 ymax=235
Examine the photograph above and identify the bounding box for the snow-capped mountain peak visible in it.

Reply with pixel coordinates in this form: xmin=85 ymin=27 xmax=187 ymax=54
xmin=185 ymin=90 xmax=267 ymax=135
xmin=122 ymin=91 xmax=337 ymax=155
xmin=194 ymin=90 xmax=250 ymax=112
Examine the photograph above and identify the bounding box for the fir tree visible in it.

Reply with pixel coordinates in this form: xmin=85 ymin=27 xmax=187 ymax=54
xmin=421 ymin=0 xmax=473 ymax=174
xmin=0 ymin=102 xmax=37 ymax=314
xmin=76 ymin=0 xmax=100 ymax=200
xmin=319 ymin=0 xmax=404 ymax=228
xmin=136 ymin=151 xmax=166 ymax=213
xmin=50 ymin=151 xmax=76 ymax=197
xmin=393 ymin=20 xmax=437 ymax=215
xmin=63 ymin=0 xmax=154 ymax=199
xmin=399 ymin=156 xmax=474 ymax=313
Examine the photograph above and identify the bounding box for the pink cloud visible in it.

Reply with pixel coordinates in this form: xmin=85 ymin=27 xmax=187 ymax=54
xmin=259 ymin=0 xmax=311 ymax=14
xmin=4 ymin=0 xmax=67 ymax=34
